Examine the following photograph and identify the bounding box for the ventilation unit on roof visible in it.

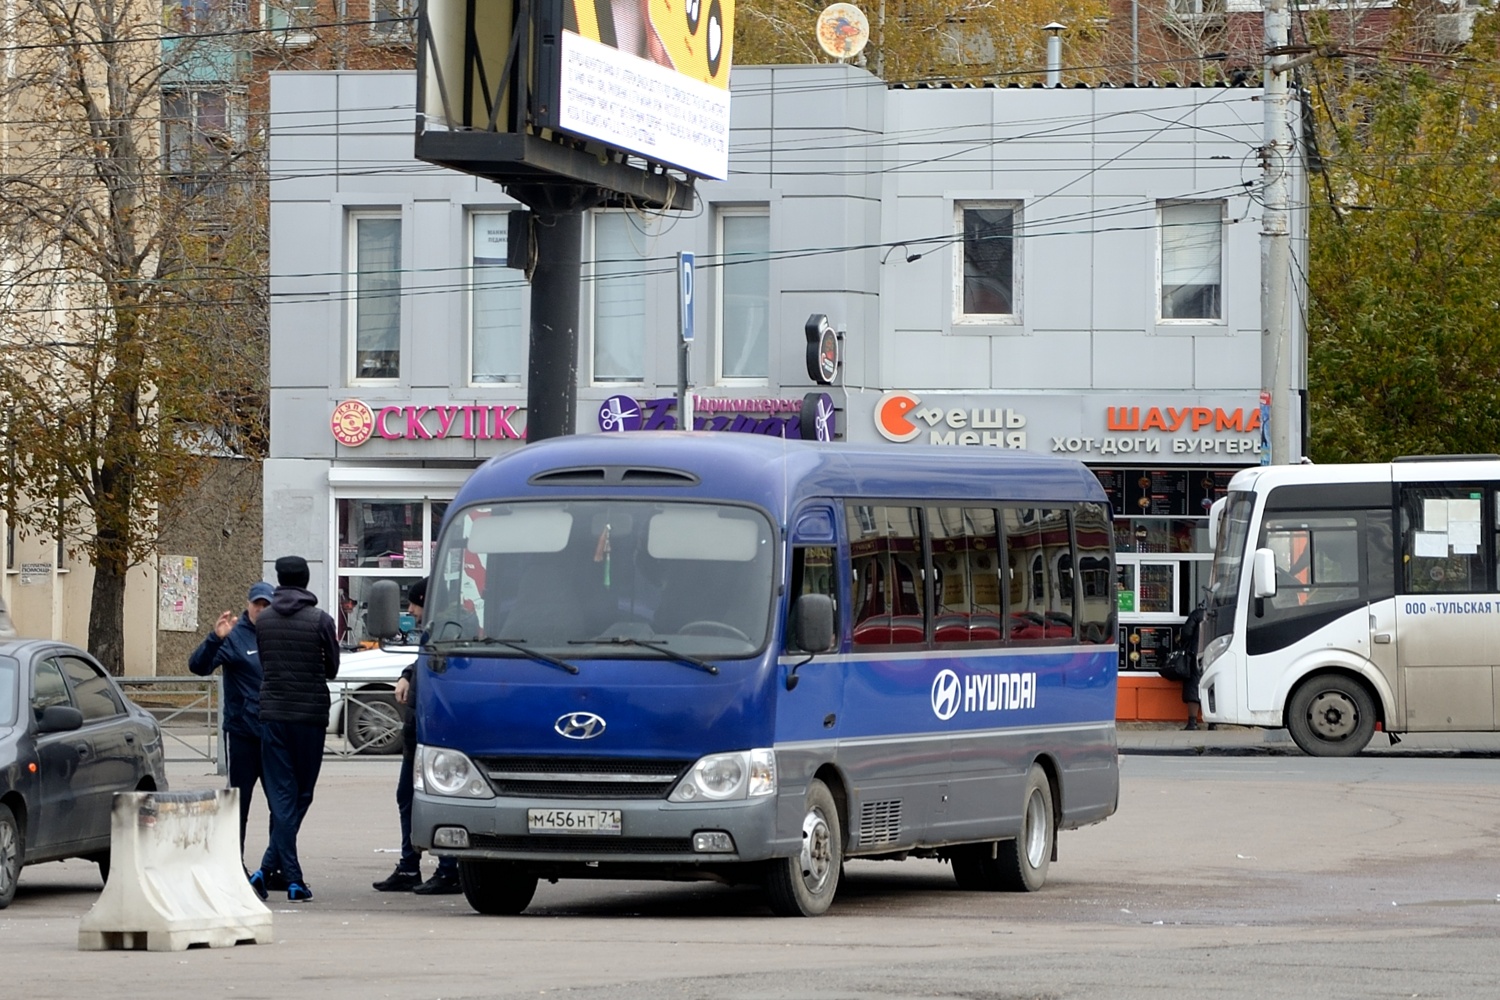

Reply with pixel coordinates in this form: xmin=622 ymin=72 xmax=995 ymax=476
xmin=527 ymin=466 xmax=700 ymax=486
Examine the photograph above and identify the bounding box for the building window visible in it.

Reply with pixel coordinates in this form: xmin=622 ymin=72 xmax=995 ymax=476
xmin=1160 ymin=200 xmax=1223 ymax=320
xmin=591 ymin=212 xmax=645 ymax=383
xmin=955 ymin=202 xmax=1019 ymax=321
xmin=370 ymin=0 xmax=413 ymax=38
xmin=717 ymin=211 xmax=769 ymax=381
xmin=335 ymin=498 xmax=448 ymax=647
xmin=162 ymin=88 xmax=246 ymax=194
xmin=172 ymin=0 xmax=249 ymax=31
xmin=470 ymin=212 xmax=524 ymax=384
xmin=350 ymin=213 xmax=401 ymax=382
xmin=263 ymin=0 xmax=315 ymax=33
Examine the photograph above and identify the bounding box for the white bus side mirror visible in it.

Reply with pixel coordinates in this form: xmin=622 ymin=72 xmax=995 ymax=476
xmin=1251 ymin=548 xmax=1278 ymax=599
xmin=1207 ymin=497 xmax=1226 ymax=549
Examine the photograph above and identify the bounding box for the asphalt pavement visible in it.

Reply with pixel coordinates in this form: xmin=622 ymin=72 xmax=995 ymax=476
xmin=1118 ymin=721 xmax=1500 ymax=756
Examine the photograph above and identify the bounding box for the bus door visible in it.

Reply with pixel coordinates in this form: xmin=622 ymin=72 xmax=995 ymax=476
xmin=776 ymin=506 xmax=844 ymax=743
xmin=1394 ymin=485 xmax=1497 ymax=731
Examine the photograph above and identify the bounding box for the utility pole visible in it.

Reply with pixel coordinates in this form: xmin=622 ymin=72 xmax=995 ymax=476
xmin=1260 ymin=0 xmax=1297 ymax=465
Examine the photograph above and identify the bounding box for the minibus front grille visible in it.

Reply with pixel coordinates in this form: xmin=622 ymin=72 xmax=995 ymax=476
xmin=475 ymin=756 xmax=691 ymax=799
xmin=470 ymin=834 xmax=695 ymax=855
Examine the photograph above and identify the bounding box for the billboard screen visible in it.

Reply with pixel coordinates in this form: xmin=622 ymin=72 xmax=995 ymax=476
xmin=556 ymin=0 xmax=734 ymax=180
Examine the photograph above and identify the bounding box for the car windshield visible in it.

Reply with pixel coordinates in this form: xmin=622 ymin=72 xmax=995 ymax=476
xmin=0 ymin=656 xmax=16 ymax=727
xmin=426 ymin=500 xmax=776 ymax=658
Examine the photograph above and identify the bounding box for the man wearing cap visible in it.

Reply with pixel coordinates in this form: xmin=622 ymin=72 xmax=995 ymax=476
xmin=252 ymin=555 xmax=340 ymax=903
xmin=189 ymin=581 xmax=275 ymax=870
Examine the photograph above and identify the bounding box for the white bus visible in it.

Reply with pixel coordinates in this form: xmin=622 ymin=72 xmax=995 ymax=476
xmin=1199 ymin=456 xmax=1500 ymax=756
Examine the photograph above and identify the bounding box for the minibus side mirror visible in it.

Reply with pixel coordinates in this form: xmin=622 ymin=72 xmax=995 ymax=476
xmin=1251 ymin=548 xmax=1278 ymax=599
xmin=366 ymin=579 xmax=402 ymax=640
xmin=792 ymin=593 xmax=837 ymax=654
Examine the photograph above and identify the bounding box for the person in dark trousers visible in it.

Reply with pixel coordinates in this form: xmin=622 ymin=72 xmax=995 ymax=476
xmin=1179 ymin=602 xmax=1214 ymax=731
xmin=251 ymin=555 xmax=340 ymax=903
xmin=189 ymin=581 xmax=275 ymax=874
xmin=373 ymin=577 xmax=462 ymax=895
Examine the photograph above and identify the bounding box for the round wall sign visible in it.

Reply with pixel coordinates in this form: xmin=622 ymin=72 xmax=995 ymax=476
xmin=331 ymin=399 xmax=375 ymax=446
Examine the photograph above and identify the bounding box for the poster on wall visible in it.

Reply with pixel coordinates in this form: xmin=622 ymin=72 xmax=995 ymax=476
xmin=159 ymin=555 xmax=199 ymax=632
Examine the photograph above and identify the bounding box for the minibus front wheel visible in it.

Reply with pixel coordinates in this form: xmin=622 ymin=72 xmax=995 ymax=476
xmin=765 ymin=779 xmax=842 ymax=917
xmin=1286 ymin=672 xmax=1377 ymax=757
xmin=458 ymin=860 xmax=538 ymax=915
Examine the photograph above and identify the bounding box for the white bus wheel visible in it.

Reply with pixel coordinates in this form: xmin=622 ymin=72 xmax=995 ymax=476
xmin=1287 ymin=674 xmax=1377 ymax=757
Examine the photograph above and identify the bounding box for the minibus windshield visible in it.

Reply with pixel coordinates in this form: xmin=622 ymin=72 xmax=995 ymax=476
xmin=427 ymin=500 xmax=776 ymax=657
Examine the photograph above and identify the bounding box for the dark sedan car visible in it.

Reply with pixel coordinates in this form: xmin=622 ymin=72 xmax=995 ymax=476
xmin=0 ymin=639 xmax=168 ymax=907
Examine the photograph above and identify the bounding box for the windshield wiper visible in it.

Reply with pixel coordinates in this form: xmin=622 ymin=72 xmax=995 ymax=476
xmin=571 ymin=637 xmax=719 ymax=675
xmin=436 ymin=636 xmax=581 ymax=675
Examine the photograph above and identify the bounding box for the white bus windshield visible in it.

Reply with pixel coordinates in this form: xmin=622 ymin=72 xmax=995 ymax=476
xmin=426 ymin=500 xmax=776 ymax=657
xmin=1205 ymin=491 xmax=1255 ymax=624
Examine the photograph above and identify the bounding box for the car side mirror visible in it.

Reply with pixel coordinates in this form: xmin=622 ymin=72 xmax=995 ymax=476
xmin=366 ymin=579 xmax=402 ymax=640
xmin=792 ymin=593 xmax=837 ymax=654
xmin=37 ymin=704 xmax=84 ymax=733
xmin=1251 ymin=547 xmax=1278 ymax=599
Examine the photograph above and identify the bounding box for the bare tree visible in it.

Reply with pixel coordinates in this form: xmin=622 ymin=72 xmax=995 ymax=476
xmin=0 ymin=0 xmax=266 ymax=671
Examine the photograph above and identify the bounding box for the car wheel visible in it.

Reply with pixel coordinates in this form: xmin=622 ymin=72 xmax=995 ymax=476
xmin=347 ymin=691 xmax=404 ymax=755
xmin=0 ymin=802 xmax=22 ymax=909
xmin=1287 ymin=672 xmax=1377 ymax=757
xmin=458 ymin=860 xmax=537 ymax=915
xmin=765 ymin=778 xmax=842 ymax=916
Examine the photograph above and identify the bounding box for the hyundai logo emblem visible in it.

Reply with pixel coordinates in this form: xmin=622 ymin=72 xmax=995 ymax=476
xmin=930 ymin=669 xmax=961 ymax=721
xmin=555 ymin=712 xmax=607 ymax=740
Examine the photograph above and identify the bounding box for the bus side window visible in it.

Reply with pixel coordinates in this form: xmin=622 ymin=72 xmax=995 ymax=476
xmin=929 ymin=507 xmax=1001 ymax=646
xmin=847 ymin=504 xmax=924 ymax=648
xmin=1075 ymin=501 xmax=1114 ymax=644
xmin=1400 ymin=484 xmax=1488 ymax=594
xmin=1004 ymin=507 xmax=1072 ymax=642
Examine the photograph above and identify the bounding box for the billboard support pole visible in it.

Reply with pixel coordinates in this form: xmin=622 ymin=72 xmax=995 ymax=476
xmin=511 ymin=184 xmax=603 ymax=443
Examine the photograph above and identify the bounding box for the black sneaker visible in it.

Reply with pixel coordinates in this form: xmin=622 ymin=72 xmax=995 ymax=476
xmin=287 ymin=882 xmax=314 ymax=903
xmin=373 ymin=867 xmax=423 ymax=892
xmin=413 ymin=871 xmax=462 ymax=895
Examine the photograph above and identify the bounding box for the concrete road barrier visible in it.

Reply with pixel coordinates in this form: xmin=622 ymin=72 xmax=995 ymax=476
xmin=78 ymin=789 xmax=273 ymax=952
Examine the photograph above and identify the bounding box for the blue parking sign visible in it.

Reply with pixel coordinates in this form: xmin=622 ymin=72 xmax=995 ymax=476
xmin=679 ymin=252 xmax=694 ymax=343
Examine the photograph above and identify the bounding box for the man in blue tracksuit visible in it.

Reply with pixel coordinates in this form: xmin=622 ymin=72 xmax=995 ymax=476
xmin=189 ymin=581 xmax=275 ymax=869
xmin=252 ymin=555 xmax=340 ymax=903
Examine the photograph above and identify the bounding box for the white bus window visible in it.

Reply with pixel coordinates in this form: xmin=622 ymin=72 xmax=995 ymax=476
xmin=1262 ymin=515 xmax=1365 ymax=610
xmin=1400 ymin=485 xmax=1488 ymax=595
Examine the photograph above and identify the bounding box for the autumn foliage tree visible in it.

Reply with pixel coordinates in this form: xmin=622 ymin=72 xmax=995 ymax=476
xmin=735 ymin=0 xmax=1109 ymax=84
xmin=1304 ymin=13 xmax=1500 ymax=462
xmin=0 ymin=0 xmax=266 ymax=671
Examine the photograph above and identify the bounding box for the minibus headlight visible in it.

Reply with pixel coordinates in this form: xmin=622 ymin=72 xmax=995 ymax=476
xmin=1201 ymin=634 xmax=1232 ymax=671
xmin=670 ymin=749 xmax=777 ymax=802
xmin=416 ymin=744 xmax=494 ymax=799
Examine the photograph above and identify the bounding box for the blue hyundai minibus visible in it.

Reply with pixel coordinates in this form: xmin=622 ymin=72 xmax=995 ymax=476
xmin=388 ymin=433 xmax=1118 ymax=916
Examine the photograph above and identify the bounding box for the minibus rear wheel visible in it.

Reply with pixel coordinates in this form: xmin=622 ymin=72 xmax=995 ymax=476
xmin=765 ymin=779 xmax=842 ymax=916
xmin=1286 ymin=673 xmax=1376 ymax=757
xmin=458 ymin=860 xmax=538 ymax=915
xmin=993 ymin=763 xmax=1054 ymax=892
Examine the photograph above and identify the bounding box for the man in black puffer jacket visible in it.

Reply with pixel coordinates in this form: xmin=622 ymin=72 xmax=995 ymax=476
xmin=251 ymin=555 xmax=340 ymax=903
